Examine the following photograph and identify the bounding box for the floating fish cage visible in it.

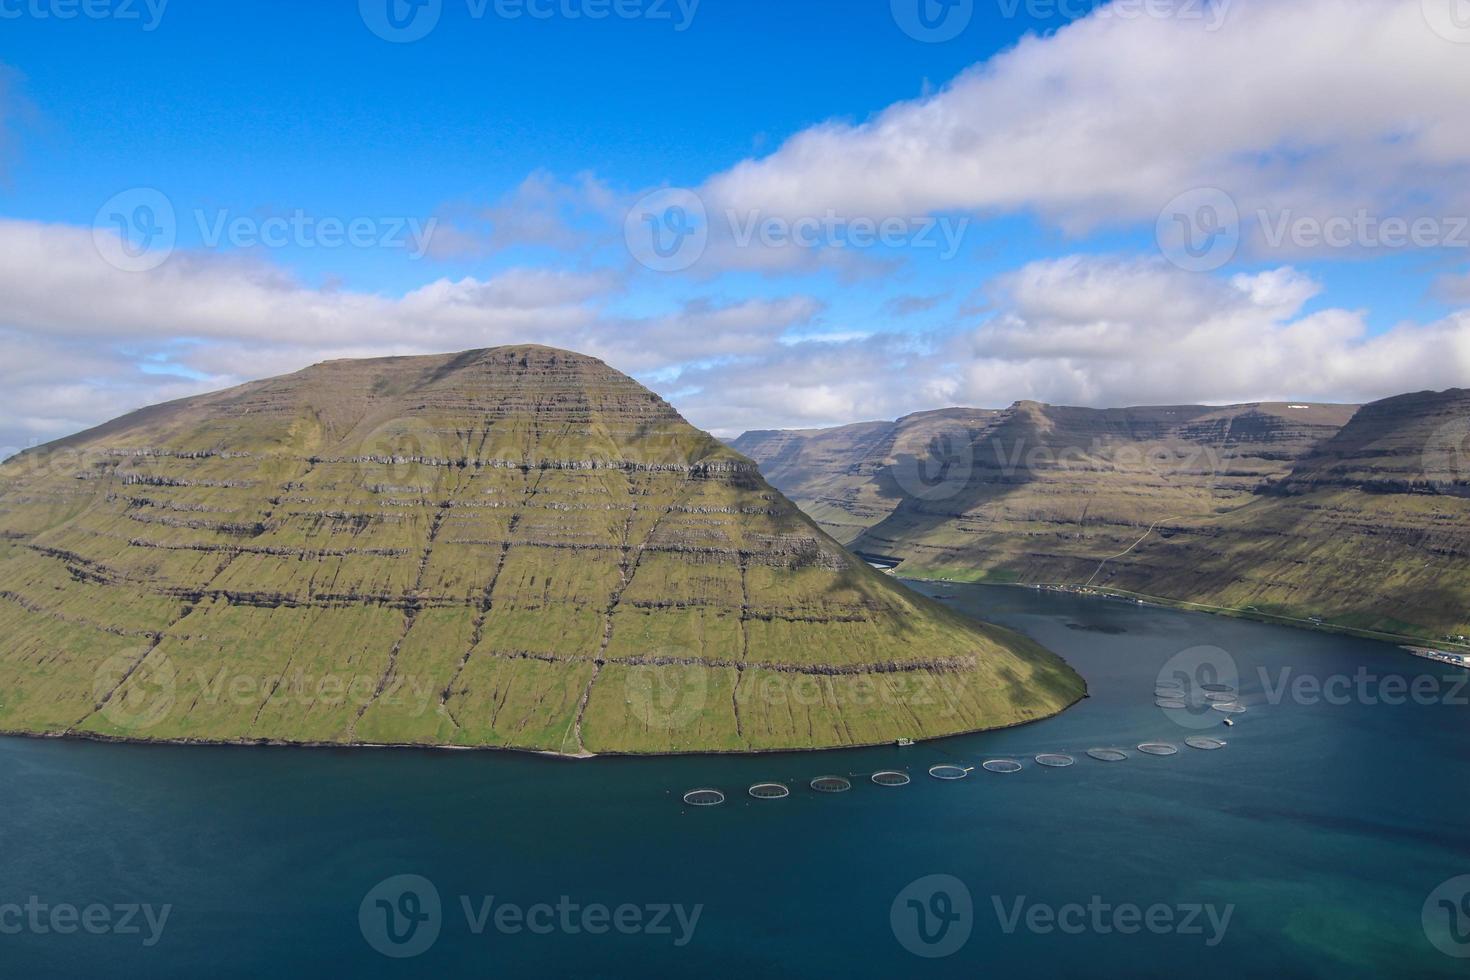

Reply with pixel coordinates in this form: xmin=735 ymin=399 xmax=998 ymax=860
xmin=809 ymin=776 xmax=852 ymax=794
xmin=1201 ymin=683 xmax=1235 ymax=693
xmin=683 ymin=789 xmax=726 ymax=807
xmin=1087 ymin=748 xmax=1129 ymax=762
xmin=1211 ymin=702 xmax=1247 ymax=714
xmin=1137 ymin=742 xmax=1180 ymax=756
xmin=1155 ymin=698 xmax=1189 ymax=708
xmin=1204 ymin=692 xmax=1238 ymax=703
xmin=1185 ymin=736 xmax=1228 ymax=750
xmin=982 ymin=759 xmax=1023 ymax=774
xmin=928 ymin=764 xmax=970 ymax=781
xmin=1035 ymin=753 xmax=1075 ymax=768
xmin=1154 ymin=688 xmax=1187 ymax=699
xmin=748 ymin=782 xmax=791 ymax=800
xmin=871 ymin=771 xmax=911 ymax=787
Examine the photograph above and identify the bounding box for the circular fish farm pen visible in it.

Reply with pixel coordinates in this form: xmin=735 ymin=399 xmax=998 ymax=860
xmin=1154 ymin=688 xmax=1186 ymax=699
xmin=871 ymin=771 xmax=912 ymax=787
xmin=1137 ymin=742 xmax=1180 ymax=756
xmin=1201 ymin=683 xmax=1236 ymax=693
xmin=1211 ymin=702 xmax=1248 ymax=714
xmin=1087 ymin=748 xmax=1129 ymax=762
xmin=928 ymin=764 xmax=971 ymax=781
xmin=748 ymin=782 xmax=791 ymax=800
xmin=683 ymin=789 xmax=726 ymax=807
xmin=1204 ymin=691 xmax=1239 ymax=702
xmin=1155 ymin=698 xmax=1188 ymax=708
xmin=1186 ymin=736 xmax=1228 ymax=750
xmin=982 ymin=759 xmax=1023 ymax=774
xmin=810 ymin=776 xmax=852 ymax=794
xmin=1035 ymin=753 xmax=1076 ymax=768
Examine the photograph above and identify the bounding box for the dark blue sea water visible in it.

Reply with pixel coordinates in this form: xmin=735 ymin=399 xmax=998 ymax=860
xmin=3 ymin=584 xmax=1469 ymax=978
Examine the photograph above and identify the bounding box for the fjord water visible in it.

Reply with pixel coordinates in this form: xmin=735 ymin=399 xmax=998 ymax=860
xmin=3 ymin=585 xmax=1467 ymax=978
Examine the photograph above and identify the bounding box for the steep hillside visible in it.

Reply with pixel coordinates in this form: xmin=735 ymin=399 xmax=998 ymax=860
xmin=737 ymin=394 xmax=1470 ymax=641
xmin=0 ymin=347 xmax=1083 ymax=755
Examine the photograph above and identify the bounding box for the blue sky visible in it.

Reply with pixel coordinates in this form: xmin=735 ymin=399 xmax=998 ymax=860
xmin=1 ymin=0 xmax=1468 ymax=449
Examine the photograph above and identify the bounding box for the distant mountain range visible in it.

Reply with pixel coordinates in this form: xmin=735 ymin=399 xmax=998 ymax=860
xmin=0 ymin=346 xmax=1082 ymax=755
xmin=734 ymin=392 xmax=1470 ymax=643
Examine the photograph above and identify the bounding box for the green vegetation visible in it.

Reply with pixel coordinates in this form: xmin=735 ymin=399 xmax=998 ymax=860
xmin=737 ymin=394 xmax=1470 ymax=643
xmin=0 ymin=346 xmax=1084 ymax=754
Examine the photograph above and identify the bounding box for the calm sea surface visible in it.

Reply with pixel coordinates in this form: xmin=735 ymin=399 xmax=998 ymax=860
xmin=3 ymin=583 xmax=1468 ymax=978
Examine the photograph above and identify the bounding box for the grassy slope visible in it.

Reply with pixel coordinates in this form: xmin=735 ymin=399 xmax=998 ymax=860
xmin=0 ymin=347 xmax=1083 ymax=754
xmin=739 ymin=394 xmax=1470 ymax=644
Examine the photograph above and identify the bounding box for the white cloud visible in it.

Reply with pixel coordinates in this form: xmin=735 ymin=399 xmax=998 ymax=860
xmin=0 ymin=219 xmax=822 ymax=452
xmin=701 ymin=0 xmax=1470 ymax=259
xmin=670 ymin=256 xmax=1470 ymax=435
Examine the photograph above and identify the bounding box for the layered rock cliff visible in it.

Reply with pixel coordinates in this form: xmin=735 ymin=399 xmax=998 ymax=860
xmin=0 ymin=347 xmax=1083 ymax=753
xmin=736 ymin=394 xmax=1470 ymax=640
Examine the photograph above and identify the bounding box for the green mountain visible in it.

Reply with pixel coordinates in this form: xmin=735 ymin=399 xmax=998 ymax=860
xmin=735 ymin=394 xmax=1470 ymax=643
xmin=0 ymin=346 xmax=1083 ymax=754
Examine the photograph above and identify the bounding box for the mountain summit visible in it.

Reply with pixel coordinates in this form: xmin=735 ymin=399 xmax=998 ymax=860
xmin=0 ymin=346 xmax=1082 ymax=754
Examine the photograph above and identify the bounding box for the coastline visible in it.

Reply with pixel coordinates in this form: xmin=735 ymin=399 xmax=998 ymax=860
xmin=0 ymin=685 xmax=1089 ymax=761
xmin=899 ymin=574 xmax=1470 ymax=661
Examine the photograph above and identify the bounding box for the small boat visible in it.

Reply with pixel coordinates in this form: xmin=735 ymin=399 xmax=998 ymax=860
xmin=896 ymin=737 xmax=915 ymax=747
xmin=1223 ymin=718 xmax=1235 ymax=727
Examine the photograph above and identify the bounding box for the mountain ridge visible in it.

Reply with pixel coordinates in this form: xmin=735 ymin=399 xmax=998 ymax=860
xmin=734 ymin=392 xmax=1470 ymax=641
xmin=0 ymin=346 xmax=1083 ymax=755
